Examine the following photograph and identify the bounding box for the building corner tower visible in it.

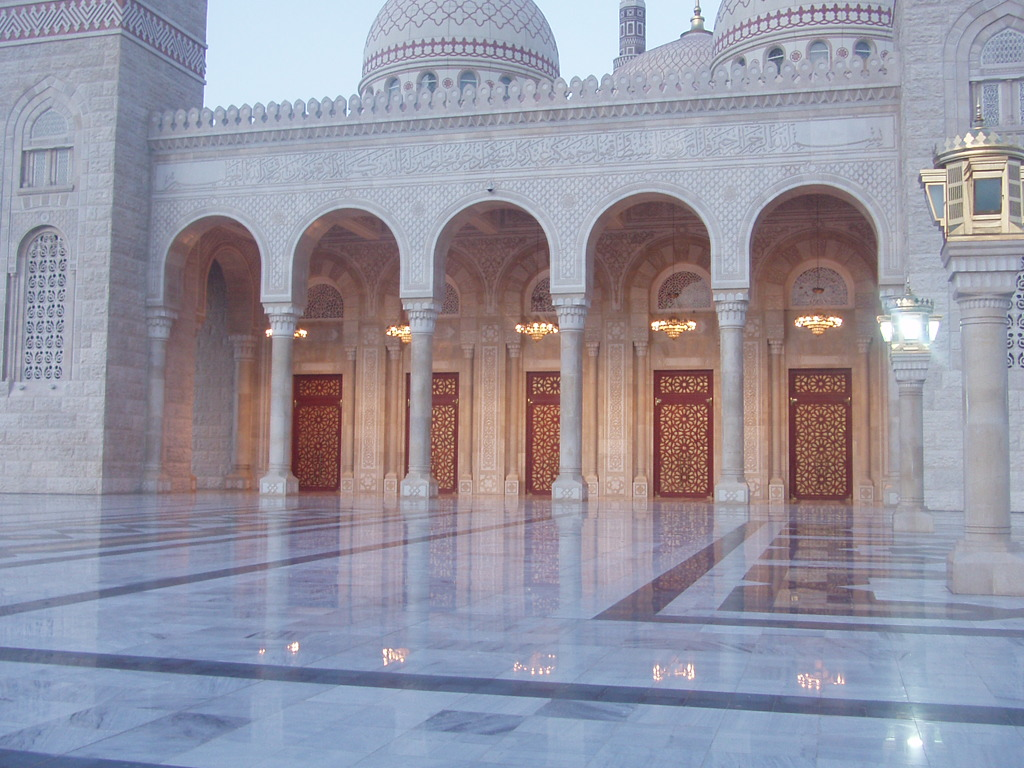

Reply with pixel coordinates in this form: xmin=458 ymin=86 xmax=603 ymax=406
xmin=614 ymin=0 xmax=647 ymax=70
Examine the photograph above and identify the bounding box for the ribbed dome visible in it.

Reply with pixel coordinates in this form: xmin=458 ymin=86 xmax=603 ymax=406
xmin=712 ymin=0 xmax=894 ymax=67
xmin=361 ymin=0 xmax=560 ymax=92
xmin=617 ymin=29 xmax=714 ymax=77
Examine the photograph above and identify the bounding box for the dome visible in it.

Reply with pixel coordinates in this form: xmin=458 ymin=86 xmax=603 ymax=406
xmin=711 ymin=0 xmax=895 ymax=70
xmin=617 ymin=29 xmax=713 ymax=77
xmin=361 ymin=0 xmax=560 ymax=95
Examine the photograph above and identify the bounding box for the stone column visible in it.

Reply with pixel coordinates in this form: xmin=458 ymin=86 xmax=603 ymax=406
xmin=854 ymin=336 xmax=875 ymax=504
xmin=890 ymin=352 xmax=933 ymax=533
xmin=341 ymin=346 xmax=357 ymax=493
xmin=505 ymin=340 xmax=522 ymax=495
xmin=767 ymin=337 xmax=785 ymax=504
xmin=584 ymin=341 xmax=600 ymax=495
xmin=632 ymin=339 xmax=649 ymax=498
xmin=259 ymin=304 xmax=301 ymax=496
xmin=552 ymin=297 xmax=589 ymax=501
xmin=945 ymin=240 xmax=1024 ymax=595
xmin=460 ymin=342 xmax=475 ymax=495
xmin=383 ymin=339 xmax=402 ymax=495
xmin=714 ymin=291 xmax=750 ymax=504
xmin=401 ymin=300 xmax=439 ymax=498
xmin=226 ymin=333 xmax=258 ymax=490
xmin=142 ymin=307 xmax=176 ymax=492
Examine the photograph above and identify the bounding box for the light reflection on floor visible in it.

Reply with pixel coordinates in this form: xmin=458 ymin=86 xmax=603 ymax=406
xmin=0 ymin=493 xmax=1020 ymax=767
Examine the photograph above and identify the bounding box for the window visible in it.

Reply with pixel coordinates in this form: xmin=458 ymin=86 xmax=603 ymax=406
xmin=21 ymin=108 xmax=72 ymax=191
xmin=767 ymin=47 xmax=785 ymax=75
xmin=385 ymin=77 xmax=401 ymax=100
xmin=21 ymin=230 xmax=69 ymax=381
xmin=734 ymin=56 xmax=746 ymax=68
xmin=459 ymin=71 xmax=478 ymax=92
xmin=854 ymin=40 xmax=872 ymax=60
xmin=441 ymin=282 xmax=460 ymax=316
xmin=809 ymin=41 xmax=829 ymax=67
xmin=418 ymin=72 xmax=438 ymax=92
xmin=530 ymin=278 xmax=555 ymax=313
xmin=973 ymin=29 xmax=1024 ymax=129
xmin=302 ymin=284 xmax=344 ymax=319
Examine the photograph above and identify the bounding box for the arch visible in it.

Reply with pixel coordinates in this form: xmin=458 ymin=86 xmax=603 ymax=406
xmin=945 ymin=0 xmax=1024 ymax=136
xmin=283 ymin=200 xmax=406 ymax=307
xmin=581 ymin=184 xmax=720 ymax=301
xmin=153 ymin=210 xmax=267 ymax=311
xmin=13 ymin=227 xmax=71 ymax=382
xmin=742 ymin=179 xmax=891 ymax=285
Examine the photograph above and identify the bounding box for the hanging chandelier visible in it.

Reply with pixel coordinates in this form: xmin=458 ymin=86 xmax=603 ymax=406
xmin=794 ymin=314 xmax=843 ymax=335
xmin=515 ymin=321 xmax=559 ymax=341
xmin=650 ymin=318 xmax=697 ymax=338
xmin=385 ymin=324 xmax=411 ymax=343
xmin=265 ymin=327 xmax=308 ymax=339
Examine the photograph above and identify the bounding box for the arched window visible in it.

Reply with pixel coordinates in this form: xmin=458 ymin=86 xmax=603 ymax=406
xmin=790 ymin=267 xmax=849 ymax=307
xmin=973 ymin=29 xmax=1024 ymax=129
xmin=441 ymin=282 xmax=460 ymax=316
xmin=767 ymin=47 xmax=785 ymax=75
xmin=21 ymin=108 xmax=73 ymax=190
xmin=418 ymin=71 xmax=438 ymax=92
xmin=530 ymin=277 xmax=555 ymax=313
xmin=808 ymin=41 xmax=830 ymax=67
xmin=853 ymin=40 xmax=872 ymax=60
xmin=385 ymin=77 xmax=401 ymax=101
xmin=657 ymin=271 xmax=712 ymax=310
xmin=21 ymin=230 xmax=69 ymax=381
xmin=459 ymin=71 xmax=478 ymax=92
xmin=302 ymin=284 xmax=344 ymax=319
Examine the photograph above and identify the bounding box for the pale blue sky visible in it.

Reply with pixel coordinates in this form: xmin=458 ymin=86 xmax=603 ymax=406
xmin=203 ymin=0 xmax=723 ymax=108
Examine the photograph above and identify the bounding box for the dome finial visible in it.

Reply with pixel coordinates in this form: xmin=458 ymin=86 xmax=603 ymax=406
xmin=689 ymin=3 xmax=706 ymax=33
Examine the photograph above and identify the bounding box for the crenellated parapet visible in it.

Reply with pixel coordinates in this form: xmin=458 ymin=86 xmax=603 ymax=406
xmin=151 ymin=55 xmax=897 ymax=145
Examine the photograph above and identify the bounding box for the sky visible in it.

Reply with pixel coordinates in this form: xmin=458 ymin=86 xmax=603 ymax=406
xmin=203 ymin=0 xmax=723 ymax=109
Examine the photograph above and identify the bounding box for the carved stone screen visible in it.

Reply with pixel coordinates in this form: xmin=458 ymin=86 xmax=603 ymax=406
xmin=526 ymin=372 xmax=560 ymax=495
xmin=292 ymin=375 xmax=343 ymax=491
xmin=788 ymin=370 xmax=852 ymax=501
xmin=654 ymin=371 xmax=714 ymax=498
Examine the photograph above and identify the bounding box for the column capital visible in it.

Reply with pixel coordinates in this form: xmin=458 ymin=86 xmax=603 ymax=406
xmin=713 ymin=290 xmax=749 ymax=328
xmin=345 ymin=346 xmax=358 ymax=362
xmin=890 ymin=351 xmax=930 ymax=385
xmin=633 ymin=340 xmax=649 ymax=357
xmin=263 ymin=303 xmax=301 ymax=336
xmin=586 ymin=341 xmax=600 ymax=357
xmin=229 ymin=334 xmax=258 ymax=360
xmin=403 ymin=299 xmax=440 ymax=333
xmin=955 ymin=294 xmax=1013 ymax=317
xmin=553 ymin=296 xmax=589 ymax=331
xmin=461 ymin=343 xmax=475 ymax=360
xmin=145 ymin=307 xmax=177 ymax=339
xmin=767 ymin=338 xmax=785 ymax=355
xmin=507 ymin=340 xmax=522 ymax=359
xmin=857 ymin=336 xmax=874 ymax=355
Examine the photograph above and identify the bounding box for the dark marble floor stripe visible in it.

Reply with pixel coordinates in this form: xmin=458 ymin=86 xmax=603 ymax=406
xmin=0 ymin=747 xmax=192 ymax=768
xmin=0 ymin=645 xmax=1020 ymax=728
xmin=0 ymin=512 xmax=552 ymax=618
xmin=596 ymin=522 xmax=767 ymax=620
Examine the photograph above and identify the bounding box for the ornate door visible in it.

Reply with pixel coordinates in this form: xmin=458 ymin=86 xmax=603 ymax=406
xmin=405 ymin=373 xmax=459 ymax=494
xmin=292 ymin=375 xmax=342 ymax=492
xmin=654 ymin=370 xmax=714 ymax=498
xmin=789 ymin=369 xmax=852 ymax=501
xmin=526 ymin=372 xmax=560 ymax=495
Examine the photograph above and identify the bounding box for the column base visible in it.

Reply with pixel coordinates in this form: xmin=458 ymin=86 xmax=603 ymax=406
xmin=893 ymin=508 xmax=934 ymax=534
xmin=715 ymin=480 xmax=749 ymax=505
xmin=225 ymin=471 xmax=255 ymax=491
xmin=341 ymin=474 xmax=355 ymax=494
xmin=586 ymin=476 xmax=600 ymax=498
xmin=141 ymin=472 xmax=174 ymax=493
xmin=401 ymin=472 xmax=438 ymax=499
xmin=632 ymin=476 xmax=647 ymax=499
xmin=553 ymin=473 xmax=588 ymax=501
xmin=856 ymin=484 xmax=875 ymax=505
xmin=383 ymin=473 xmax=399 ymax=496
xmin=948 ymin=540 xmax=1024 ymax=596
xmin=259 ymin=470 xmax=299 ymax=496
xmin=458 ymin=477 xmax=474 ymax=495
xmin=768 ymin=480 xmax=785 ymax=505
xmin=505 ymin=475 xmax=520 ymax=496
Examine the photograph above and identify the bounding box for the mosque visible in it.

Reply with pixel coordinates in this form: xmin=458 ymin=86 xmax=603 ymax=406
xmin=0 ymin=0 xmax=1022 ymax=520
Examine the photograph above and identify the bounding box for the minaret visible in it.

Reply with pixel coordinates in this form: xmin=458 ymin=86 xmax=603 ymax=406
xmin=614 ymin=0 xmax=646 ymax=70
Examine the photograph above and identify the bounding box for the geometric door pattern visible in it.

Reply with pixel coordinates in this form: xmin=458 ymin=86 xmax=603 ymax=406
xmin=526 ymin=372 xmax=560 ymax=496
xmin=653 ymin=370 xmax=714 ymax=498
xmin=788 ymin=369 xmax=852 ymax=501
xmin=292 ymin=374 xmax=342 ymax=492
xmin=405 ymin=373 xmax=459 ymax=494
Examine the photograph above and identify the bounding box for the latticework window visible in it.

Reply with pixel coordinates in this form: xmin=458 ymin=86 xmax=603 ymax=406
xmin=441 ymin=282 xmax=460 ymax=315
xmin=974 ymin=30 xmax=1024 ymax=128
xmin=657 ymin=271 xmax=711 ymax=310
xmin=1009 ymin=259 xmax=1024 ymax=369
xmin=530 ymin=277 xmax=554 ymax=313
xmin=791 ymin=267 xmax=848 ymax=307
xmin=302 ymin=284 xmax=344 ymax=319
xmin=22 ymin=231 xmax=68 ymax=381
xmin=981 ymin=29 xmax=1024 ymax=66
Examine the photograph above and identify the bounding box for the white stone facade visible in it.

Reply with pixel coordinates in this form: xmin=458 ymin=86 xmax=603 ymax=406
xmin=0 ymin=0 xmax=1021 ymax=513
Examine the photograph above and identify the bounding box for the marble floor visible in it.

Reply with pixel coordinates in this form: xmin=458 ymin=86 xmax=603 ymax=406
xmin=0 ymin=494 xmax=1021 ymax=767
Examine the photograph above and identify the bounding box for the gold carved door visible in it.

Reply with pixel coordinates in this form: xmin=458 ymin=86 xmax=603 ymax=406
xmin=292 ymin=374 xmax=342 ymax=492
xmin=526 ymin=372 xmax=560 ymax=496
xmin=654 ymin=370 xmax=714 ymax=498
xmin=788 ymin=369 xmax=852 ymax=501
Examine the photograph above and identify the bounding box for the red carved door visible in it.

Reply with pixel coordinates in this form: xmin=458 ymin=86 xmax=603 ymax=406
xmin=405 ymin=373 xmax=459 ymax=494
xmin=526 ymin=372 xmax=560 ymax=496
xmin=789 ymin=369 xmax=852 ymax=501
xmin=654 ymin=370 xmax=714 ymax=498
xmin=292 ymin=374 xmax=342 ymax=492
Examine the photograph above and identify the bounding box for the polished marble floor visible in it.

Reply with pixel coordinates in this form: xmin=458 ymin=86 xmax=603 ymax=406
xmin=0 ymin=493 xmax=1021 ymax=767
